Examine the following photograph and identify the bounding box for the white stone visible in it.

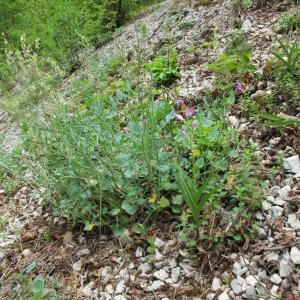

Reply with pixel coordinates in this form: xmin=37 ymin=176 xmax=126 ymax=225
xmin=218 ymin=291 xmax=230 ymax=300
xmin=154 ymin=237 xmax=165 ymax=248
xmin=262 ymin=200 xmax=272 ymax=211
xmin=269 ymin=186 xmax=280 ymax=196
xmin=135 ymin=246 xmax=144 ymax=258
xmin=154 ymin=249 xmax=164 ymax=260
xmin=270 ymin=206 xmax=284 ymax=217
xmin=278 ymin=186 xmax=291 ymax=198
xmin=279 ymin=259 xmax=292 ymax=277
xmin=231 ymin=279 xmax=242 ymax=295
xmin=242 ymin=19 xmax=252 ymax=32
xmin=283 ymin=155 xmax=300 ymax=174
xmin=153 ymin=269 xmax=168 ymax=281
xmin=138 ymin=263 xmax=152 ymax=274
xmin=212 ymin=277 xmax=222 ymax=291
xmin=21 ymin=248 xmax=32 ymax=258
xmin=265 ymin=252 xmax=278 ymax=261
xmin=115 ymin=280 xmax=126 ymax=294
xmin=232 ymin=261 xmax=247 ymax=276
xmin=270 ymin=285 xmax=280 ymax=298
xmin=150 ymin=280 xmax=164 ymax=291
xmin=228 ymin=116 xmax=240 ymax=128
xmin=0 ymin=251 xmax=5 ymax=261
xmin=115 ymin=296 xmax=126 ymax=300
xmin=245 ymin=275 xmax=257 ymax=286
xmin=72 ymin=260 xmax=82 ymax=272
xmin=171 ymin=267 xmax=180 ymax=283
xmin=104 ymin=284 xmax=114 ymax=294
xmin=81 ymin=282 xmax=94 ymax=297
xmin=270 ymin=273 xmax=282 ymax=285
xmin=290 ymin=246 xmax=300 ymax=264
xmin=244 ymin=286 xmax=258 ymax=300
xmin=207 ymin=293 xmax=216 ymax=300
xmin=257 ymin=227 xmax=267 ymax=239
xmin=288 ymin=214 xmax=300 ymax=230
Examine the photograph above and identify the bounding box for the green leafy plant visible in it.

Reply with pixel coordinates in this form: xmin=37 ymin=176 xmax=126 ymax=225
xmin=13 ymin=262 xmax=58 ymax=299
xmin=176 ymin=165 xmax=217 ymax=227
xmin=278 ymin=12 xmax=300 ymax=33
xmin=146 ymin=50 xmax=178 ymax=85
xmin=258 ymin=113 xmax=300 ymax=128
xmin=273 ymin=37 xmax=300 ymax=76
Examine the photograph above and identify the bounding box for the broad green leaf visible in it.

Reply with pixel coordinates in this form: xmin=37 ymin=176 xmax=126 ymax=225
xmin=84 ymin=221 xmax=95 ymax=231
xmin=172 ymin=195 xmax=184 ymax=205
xmin=132 ymin=223 xmax=147 ymax=235
xmin=111 ymin=225 xmax=125 ymax=237
xmin=158 ymin=197 xmax=170 ymax=208
xmin=32 ymin=276 xmax=44 ymax=294
xmin=121 ymin=200 xmax=138 ymax=215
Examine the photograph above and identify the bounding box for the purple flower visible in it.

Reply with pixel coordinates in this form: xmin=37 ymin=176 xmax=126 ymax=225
xmin=177 ymin=99 xmax=184 ymax=109
xmin=185 ymin=107 xmax=195 ymax=117
xmin=245 ymin=84 xmax=251 ymax=92
xmin=235 ymin=82 xmax=244 ymax=95
xmin=192 ymin=120 xmax=199 ymax=127
xmin=175 ymin=113 xmax=184 ymax=121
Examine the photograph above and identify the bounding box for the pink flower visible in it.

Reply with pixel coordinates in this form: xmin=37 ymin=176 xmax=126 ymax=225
xmin=192 ymin=120 xmax=199 ymax=127
xmin=175 ymin=113 xmax=184 ymax=121
xmin=245 ymin=84 xmax=251 ymax=92
xmin=185 ymin=107 xmax=195 ymax=117
xmin=177 ymin=99 xmax=184 ymax=109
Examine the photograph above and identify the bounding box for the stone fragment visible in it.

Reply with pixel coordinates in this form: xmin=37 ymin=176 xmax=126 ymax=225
xmin=154 ymin=237 xmax=165 ymax=248
xmin=288 ymin=214 xmax=300 ymax=230
xmin=21 ymin=248 xmax=32 ymax=258
xmin=242 ymin=19 xmax=252 ymax=32
xmin=262 ymin=200 xmax=271 ymax=211
xmin=231 ymin=279 xmax=242 ymax=295
xmin=245 ymin=275 xmax=257 ymax=286
xmin=207 ymin=293 xmax=216 ymax=300
xmin=257 ymin=227 xmax=267 ymax=239
xmin=270 ymin=273 xmax=282 ymax=285
xmin=171 ymin=267 xmax=180 ymax=283
xmin=115 ymin=296 xmax=126 ymax=300
xmin=155 ymin=249 xmax=164 ymax=260
xmin=279 ymin=259 xmax=292 ymax=277
xmin=228 ymin=116 xmax=240 ymax=128
xmin=278 ymin=185 xmax=291 ymax=198
xmin=72 ymin=260 xmax=82 ymax=272
xmin=150 ymin=280 xmax=164 ymax=291
xmin=283 ymin=155 xmax=300 ymax=174
xmin=212 ymin=277 xmax=222 ymax=291
xmin=232 ymin=261 xmax=247 ymax=276
xmin=290 ymin=246 xmax=300 ymax=264
xmin=270 ymin=206 xmax=284 ymax=217
xmin=218 ymin=291 xmax=230 ymax=300
xmin=81 ymin=282 xmax=94 ymax=298
xmin=243 ymin=286 xmax=258 ymax=300
xmin=265 ymin=252 xmax=278 ymax=261
xmin=105 ymin=284 xmax=114 ymax=294
xmin=251 ymin=90 xmax=267 ymax=103
xmin=270 ymin=285 xmax=281 ymax=298
xmin=0 ymin=251 xmax=5 ymax=262
xmin=153 ymin=269 xmax=168 ymax=281
xmin=115 ymin=280 xmax=126 ymax=294
xmin=135 ymin=246 xmax=144 ymax=258
xmin=77 ymin=248 xmax=90 ymax=257
xmin=138 ymin=263 xmax=152 ymax=274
